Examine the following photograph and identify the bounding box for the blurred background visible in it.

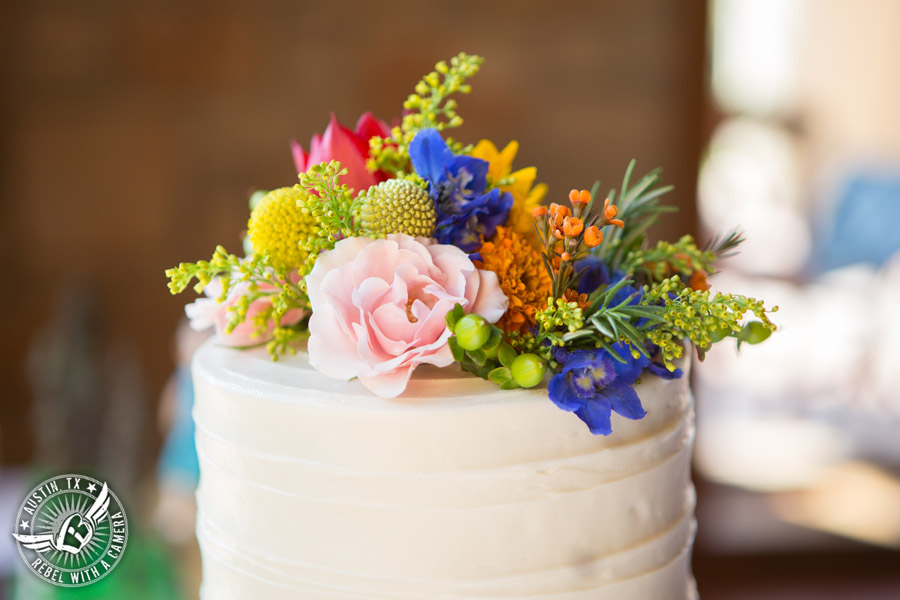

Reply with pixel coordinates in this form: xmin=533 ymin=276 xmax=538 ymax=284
xmin=1 ymin=0 xmax=899 ymax=598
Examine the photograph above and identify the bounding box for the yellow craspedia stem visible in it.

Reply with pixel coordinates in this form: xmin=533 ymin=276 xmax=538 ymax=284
xmin=247 ymin=187 xmax=319 ymax=270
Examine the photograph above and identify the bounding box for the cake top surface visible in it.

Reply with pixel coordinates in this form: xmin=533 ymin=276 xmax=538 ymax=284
xmin=193 ymin=338 xmax=694 ymax=465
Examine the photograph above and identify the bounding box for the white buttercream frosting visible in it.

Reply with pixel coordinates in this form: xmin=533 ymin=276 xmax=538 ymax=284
xmin=193 ymin=341 xmax=697 ymax=599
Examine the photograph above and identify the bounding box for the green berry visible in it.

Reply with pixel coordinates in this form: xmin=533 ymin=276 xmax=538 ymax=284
xmin=511 ymin=353 xmax=546 ymax=388
xmin=454 ymin=314 xmax=490 ymax=351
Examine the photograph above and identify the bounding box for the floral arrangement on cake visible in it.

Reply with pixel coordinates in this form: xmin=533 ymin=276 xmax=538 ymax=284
xmin=166 ymin=53 xmax=776 ymax=435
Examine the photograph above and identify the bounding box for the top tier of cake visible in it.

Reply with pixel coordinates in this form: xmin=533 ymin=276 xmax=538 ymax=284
xmin=192 ymin=341 xmax=697 ymax=599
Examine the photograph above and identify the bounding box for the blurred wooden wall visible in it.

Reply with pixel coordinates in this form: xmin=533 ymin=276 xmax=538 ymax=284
xmin=0 ymin=0 xmax=706 ymax=466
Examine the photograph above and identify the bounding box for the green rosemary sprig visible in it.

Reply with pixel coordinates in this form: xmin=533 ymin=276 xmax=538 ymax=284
xmin=592 ymin=160 xmax=676 ymax=271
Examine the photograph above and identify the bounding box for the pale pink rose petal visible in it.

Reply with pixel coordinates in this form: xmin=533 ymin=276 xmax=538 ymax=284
xmin=370 ymin=303 xmax=418 ymax=355
xmin=185 ymin=297 xmax=219 ymax=331
xmin=470 ymin=269 xmax=508 ymax=323
xmin=304 ymin=234 xmax=508 ymax=397
xmin=308 ymin=304 xmax=366 ymax=380
xmin=358 ymin=367 xmax=414 ymax=399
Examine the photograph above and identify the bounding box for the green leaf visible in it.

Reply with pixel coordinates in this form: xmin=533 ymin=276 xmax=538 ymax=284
xmin=618 ymin=305 xmax=665 ymax=321
xmin=500 ymin=379 xmax=521 ymax=390
xmin=561 ymin=329 xmax=594 ymax=343
xmin=469 ymin=348 xmax=487 ymax=366
xmin=590 ymin=315 xmax=616 ymax=340
xmin=610 ymin=317 xmax=648 ymax=354
xmin=483 ymin=326 xmax=502 ymax=351
xmin=488 ymin=367 xmax=512 ymax=384
xmin=448 ymin=336 xmax=464 ymax=362
xmin=446 ymin=303 xmax=466 ymax=330
xmin=498 ymin=342 xmax=518 ymax=368
xmin=601 ymin=278 xmax=634 ymax=309
xmin=620 ymin=159 xmax=636 ymax=205
xmin=736 ymin=321 xmax=772 ymax=344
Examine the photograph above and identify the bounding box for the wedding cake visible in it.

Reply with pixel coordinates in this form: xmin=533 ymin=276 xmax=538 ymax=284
xmin=192 ymin=343 xmax=696 ymax=599
xmin=166 ymin=52 xmax=776 ymax=600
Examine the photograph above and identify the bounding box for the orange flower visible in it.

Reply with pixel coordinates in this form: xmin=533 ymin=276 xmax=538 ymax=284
xmin=563 ymin=288 xmax=591 ymax=311
xmin=603 ymin=197 xmax=625 ymax=228
xmin=584 ymin=226 xmax=603 ymax=247
xmin=477 ymin=226 xmax=553 ymax=334
xmin=568 ymin=189 xmax=591 ymax=205
xmin=563 ymin=217 xmax=583 ymax=237
xmin=689 ymin=270 xmax=710 ymax=291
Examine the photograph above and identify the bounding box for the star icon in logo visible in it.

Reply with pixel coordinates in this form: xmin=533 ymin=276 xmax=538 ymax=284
xmin=87 ymin=483 xmax=97 ymax=494
xmin=19 ymin=520 xmax=29 ymax=530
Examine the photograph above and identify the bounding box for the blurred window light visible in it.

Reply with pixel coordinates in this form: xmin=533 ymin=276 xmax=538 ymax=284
xmin=711 ymin=0 xmax=804 ymax=116
xmin=699 ymin=118 xmax=810 ymax=277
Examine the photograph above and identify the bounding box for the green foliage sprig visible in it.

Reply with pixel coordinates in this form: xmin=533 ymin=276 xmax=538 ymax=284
xmin=296 ymin=161 xmax=360 ymax=240
xmin=534 ymin=278 xmax=666 ymax=364
xmin=619 ymin=235 xmax=719 ymax=287
xmin=592 ymin=160 xmax=676 ymax=272
xmin=369 ymin=53 xmax=483 ymax=176
xmin=165 ymin=246 xmax=309 ymax=359
xmin=642 ymin=276 xmax=777 ymax=368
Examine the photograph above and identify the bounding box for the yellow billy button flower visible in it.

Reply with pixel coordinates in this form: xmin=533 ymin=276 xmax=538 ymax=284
xmin=360 ymin=179 xmax=437 ymax=238
xmin=247 ymin=187 xmax=319 ymax=271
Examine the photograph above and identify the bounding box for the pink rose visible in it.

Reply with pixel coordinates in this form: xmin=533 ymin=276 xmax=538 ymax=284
xmin=185 ymin=277 xmax=305 ymax=347
xmin=305 ymin=234 xmax=508 ymax=397
xmin=290 ymin=112 xmax=391 ymax=193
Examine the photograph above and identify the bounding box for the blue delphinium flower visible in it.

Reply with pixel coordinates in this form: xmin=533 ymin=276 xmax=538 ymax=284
xmin=548 ymin=342 xmax=650 ymax=435
xmin=576 ymin=255 xmax=620 ymax=295
xmin=408 ymin=128 xmax=512 ymax=252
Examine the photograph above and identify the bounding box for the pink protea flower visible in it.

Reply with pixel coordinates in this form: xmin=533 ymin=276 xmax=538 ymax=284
xmin=305 ymin=234 xmax=508 ymax=398
xmin=185 ymin=278 xmax=305 ymax=347
xmin=290 ymin=112 xmax=391 ymax=192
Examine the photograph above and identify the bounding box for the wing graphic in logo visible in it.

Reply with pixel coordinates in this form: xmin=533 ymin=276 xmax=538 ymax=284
xmin=13 ymin=482 xmax=111 ymax=555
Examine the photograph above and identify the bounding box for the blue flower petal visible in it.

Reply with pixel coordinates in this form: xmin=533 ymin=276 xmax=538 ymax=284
xmin=570 ymin=368 xmax=597 ymax=398
xmin=548 ymin=374 xmax=582 ymax=412
xmin=559 ymin=349 xmax=606 ymax=375
xmin=647 ymin=361 xmax=683 ymax=379
xmin=576 ymin=257 xmax=613 ymax=295
xmin=409 ymin=129 xmax=454 ymax=187
xmin=608 ymin=342 xmax=648 ymax=384
xmin=601 ymin=384 xmax=647 ymax=421
xmin=574 ymin=397 xmax=613 ymax=435
xmin=448 ymin=155 xmax=490 ymax=194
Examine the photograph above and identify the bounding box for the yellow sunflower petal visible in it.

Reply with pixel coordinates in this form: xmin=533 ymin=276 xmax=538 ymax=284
xmin=496 ymin=141 xmax=520 ymax=176
xmin=470 ymin=140 xmax=504 ymax=182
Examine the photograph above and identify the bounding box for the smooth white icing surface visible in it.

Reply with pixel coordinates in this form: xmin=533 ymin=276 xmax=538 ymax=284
xmin=193 ymin=341 xmax=697 ymax=599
